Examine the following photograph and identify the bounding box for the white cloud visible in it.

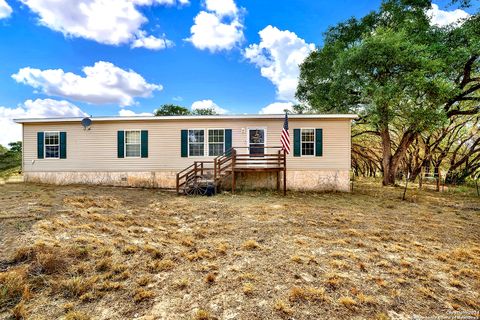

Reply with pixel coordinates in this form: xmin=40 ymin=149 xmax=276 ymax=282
xmin=131 ymin=31 xmax=174 ymax=50
xmin=187 ymin=0 xmax=244 ymax=52
xmin=20 ymin=0 xmax=187 ymax=47
xmin=172 ymin=96 xmax=183 ymax=102
xmin=259 ymin=102 xmax=294 ymax=114
xmin=427 ymin=4 xmax=470 ymax=27
xmin=118 ymin=109 xmax=153 ymax=116
xmin=0 ymin=0 xmax=12 ymax=19
xmin=244 ymin=26 xmax=315 ymax=102
xmin=191 ymin=99 xmax=227 ymax=114
xmin=0 ymin=99 xmax=87 ymax=146
xmin=12 ymin=61 xmax=162 ymax=106
xmin=205 ymin=0 xmax=237 ymax=17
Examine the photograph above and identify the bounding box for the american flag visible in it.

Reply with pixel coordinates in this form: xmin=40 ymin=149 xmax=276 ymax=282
xmin=281 ymin=112 xmax=291 ymax=154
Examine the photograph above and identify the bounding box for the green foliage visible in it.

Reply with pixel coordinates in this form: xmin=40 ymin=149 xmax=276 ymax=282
xmin=154 ymin=104 xmax=219 ymax=116
xmin=297 ymin=0 xmax=473 ymax=132
xmin=192 ymin=108 xmax=217 ymax=115
xmin=297 ymin=0 xmax=479 ymax=184
xmin=154 ymin=104 xmax=191 ymax=116
xmin=0 ymin=142 xmax=22 ymax=174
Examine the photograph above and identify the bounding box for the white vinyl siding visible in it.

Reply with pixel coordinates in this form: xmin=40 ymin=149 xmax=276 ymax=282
xmin=22 ymin=118 xmax=351 ymax=172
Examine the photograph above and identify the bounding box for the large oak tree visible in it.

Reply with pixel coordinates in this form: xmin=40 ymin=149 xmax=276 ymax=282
xmin=296 ymin=0 xmax=479 ymax=185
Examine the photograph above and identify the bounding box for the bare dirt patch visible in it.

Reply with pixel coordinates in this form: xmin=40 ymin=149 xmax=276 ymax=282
xmin=0 ymin=181 xmax=479 ymax=319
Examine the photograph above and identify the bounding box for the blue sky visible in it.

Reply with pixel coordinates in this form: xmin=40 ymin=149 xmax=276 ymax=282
xmin=0 ymin=0 xmax=476 ymax=145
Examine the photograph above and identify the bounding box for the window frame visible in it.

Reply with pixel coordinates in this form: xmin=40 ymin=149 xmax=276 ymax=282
xmin=188 ymin=128 xmax=206 ymax=158
xmin=124 ymin=129 xmax=142 ymax=158
xmin=300 ymin=128 xmax=315 ymax=157
xmin=186 ymin=128 xmax=227 ymax=158
xmin=207 ymin=128 xmax=225 ymax=157
xmin=44 ymin=131 xmax=60 ymax=159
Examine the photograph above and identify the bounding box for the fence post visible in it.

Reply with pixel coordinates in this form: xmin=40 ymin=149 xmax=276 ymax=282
xmin=419 ymin=167 xmax=423 ymax=190
xmin=402 ymin=172 xmax=409 ymax=201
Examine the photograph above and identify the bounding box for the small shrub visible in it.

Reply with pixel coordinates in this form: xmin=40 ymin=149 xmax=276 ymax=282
xmin=273 ymin=299 xmax=293 ymax=315
xmin=243 ymin=283 xmax=254 ymax=295
xmin=61 ymin=277 xmax=93 ymax=298
xmin=449 ymin=279 xmax=462 ymax=288
xmin=79 ymin=292 xmax=96 ymax=303
xmin=205 ymin=273 xmax=216 ymax=284
xmin=65 ymin=311 xmax=90 ymax=320
xmin=143 ymin=245 xmax=164 ymax=259
xmin=194 ymin=309 xmax=211 ymax=320
xmin=242 ymin=240 xmax=260 ymax=250
xmin=63 ymin=303 xmax=74 ymax=312
xmin=216 ymin=243 xmax=228 ymax=255
xmin=35 ymin=252 xmax=68 ymax=274
xmin=0 ymin=269 xmax=28 ymax=308
xmin=325 ymin=273 xmax=343 ymax=289
xmin=338 ymin=296 xmax=357 ymax=309
xmin=137 ymin=276 xmax=151 ymax=287
xmin=11 ymin=247 xmax=34 ymax=263
xmin=357 ymin=293 xmax=376 ymax=305
xmin=10 ymin=301 xmax=27 ymax=319
xmin=95 ymin=259 xmax=112 ymax=272
xmin=149 ymin=259 xmax=175 ymax=272
xmin=122 ymin=245 xmax=138 ymax=255
xmin=97 ymin=281 xmax=118 ymax=292
xmin=174 ymin=277 xmax=189 ymax=290
xmin=133 ymin=288 xmax=155 ymax=303
xmin=185 ymin=249 xmax=212 ymax=261
xmin=291 ymin=255 xmax=303 ymax=263
xmin=289 ymin=287 xmax=327 ymax=303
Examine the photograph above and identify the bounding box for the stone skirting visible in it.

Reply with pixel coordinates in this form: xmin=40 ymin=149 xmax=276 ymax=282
xmin=23 ymin=170 xmax=351 ymax=192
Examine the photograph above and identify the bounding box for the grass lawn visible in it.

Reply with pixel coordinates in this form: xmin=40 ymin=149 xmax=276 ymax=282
xmin=0 ymin=180 xmax=479 ymax=320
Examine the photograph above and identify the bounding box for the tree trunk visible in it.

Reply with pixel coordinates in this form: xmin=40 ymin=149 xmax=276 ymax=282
xmin=380 ymin=128 xmax=418 ymax=186
xmin=380 ymin=128 xmax=395 ymax=185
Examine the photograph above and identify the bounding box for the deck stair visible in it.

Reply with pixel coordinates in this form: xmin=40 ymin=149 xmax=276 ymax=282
xmin=176 ymin=147 xmax=286 ymax=196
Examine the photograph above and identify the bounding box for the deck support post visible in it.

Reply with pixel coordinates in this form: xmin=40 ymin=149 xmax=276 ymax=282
xmin=276 ymin=171 xmax=280 ymax=192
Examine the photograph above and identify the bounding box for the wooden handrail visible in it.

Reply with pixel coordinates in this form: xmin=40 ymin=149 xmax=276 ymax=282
xmin=176 ymin=146 xmax=287 ymax=195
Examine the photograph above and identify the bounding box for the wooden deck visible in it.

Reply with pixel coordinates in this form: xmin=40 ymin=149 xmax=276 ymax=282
xmin=176 ymin=146 xmax=287 ymax=195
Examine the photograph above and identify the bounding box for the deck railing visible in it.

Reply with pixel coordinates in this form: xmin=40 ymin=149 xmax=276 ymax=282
xmin=176 ymin=146 xmax=286 ymax=195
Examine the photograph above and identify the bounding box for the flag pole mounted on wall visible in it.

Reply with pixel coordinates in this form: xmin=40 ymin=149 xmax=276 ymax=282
xmin=280 ymin=112 xmax=290 ymax=196
xmin=281 ymin=112 xmax=291 ymax=154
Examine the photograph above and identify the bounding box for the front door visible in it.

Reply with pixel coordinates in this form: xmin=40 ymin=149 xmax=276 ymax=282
xmin=248 ymin=128 xmax=266 ymax=156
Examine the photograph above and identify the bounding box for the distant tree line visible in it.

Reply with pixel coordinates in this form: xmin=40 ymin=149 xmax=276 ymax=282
xmin=0 ymin=142 xmax=22 ymax=173
xmin=296 ymin=0 xmax=480 ymax=185
xmin=154 ymin=104 xmax=218 ymax=116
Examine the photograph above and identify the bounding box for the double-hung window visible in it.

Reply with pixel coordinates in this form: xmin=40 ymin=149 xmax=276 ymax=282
xmin=44 ymin=132 xmax=60 ymax=158
xmin=208 ymin=129 xmax=224 ymax=156
xmin=301 ymin=129 xmax=315 ymax=156
xmin=125 ymin=130 xmax=141 ymax=157
xmin=188 ymin=129 xmax=205 ymax=157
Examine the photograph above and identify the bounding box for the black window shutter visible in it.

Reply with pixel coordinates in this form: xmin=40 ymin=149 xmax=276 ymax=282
xmin=60 ymin=132 xmax=67 ymax=159
xmin=141 ymin=130 xmax=148 ymax=158
xmin=37 ymin=132 xmax=44 ymax=159
xmin=117 ymin=131 xmax=125 ymax=158
xmin=181 ymin=130 xmax=188 ymax=157
xmin=225 ymin=129 xmax=232 ymax=156
xmin=315 ymin=128 xmax=323 ymax=157
xmin=293 ymin=129 xmax=301 ymax=157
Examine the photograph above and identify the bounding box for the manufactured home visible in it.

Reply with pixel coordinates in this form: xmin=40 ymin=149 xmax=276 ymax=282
xmin=14 ymin=114 xmax=356 ymax=193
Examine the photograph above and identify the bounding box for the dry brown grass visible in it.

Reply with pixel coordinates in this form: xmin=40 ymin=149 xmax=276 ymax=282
xmin=289 ymin=287 xmax=328 ymax=303
xmin=0 ymin=180 xmax=478 ymax=319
